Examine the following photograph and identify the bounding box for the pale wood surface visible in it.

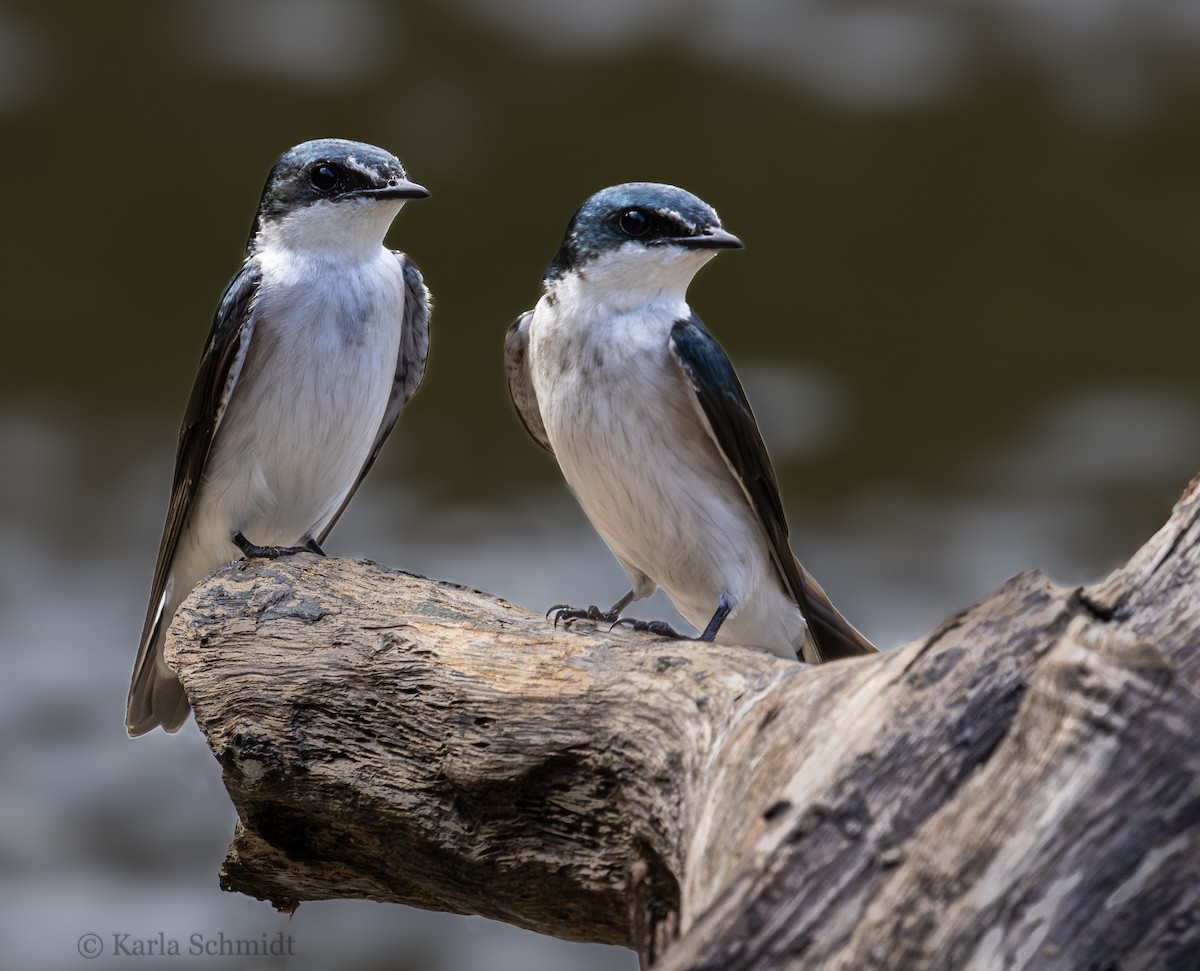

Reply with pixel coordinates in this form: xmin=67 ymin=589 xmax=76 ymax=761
xmin=167 ymin=475 xmax=1200 ymax=970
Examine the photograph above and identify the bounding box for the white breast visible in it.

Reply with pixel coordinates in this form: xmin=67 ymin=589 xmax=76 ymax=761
xmin=188 ymin=244 xmax=406 ymax=563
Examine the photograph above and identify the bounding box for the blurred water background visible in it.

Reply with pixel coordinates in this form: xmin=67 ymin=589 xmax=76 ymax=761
xmin=3 ymin=1 xmax=1200 ymax=968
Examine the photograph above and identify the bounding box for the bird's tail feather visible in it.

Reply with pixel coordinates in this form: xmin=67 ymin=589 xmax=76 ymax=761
xmin=126 ymin=605 xmax=191 ymax=736
xmin=795 ymin=557 xmax=877 ymax=663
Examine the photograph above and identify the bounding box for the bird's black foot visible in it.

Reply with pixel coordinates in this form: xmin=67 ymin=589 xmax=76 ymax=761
xmin=546 ymin=604 xmax=621 ymax=629
xmin=610 ymin=618 xmax=687 ymax=640
xmin=232 ymin=530 xmax=321 ymax=560
xmin=547 ymin=590 xmax=637 ymax=630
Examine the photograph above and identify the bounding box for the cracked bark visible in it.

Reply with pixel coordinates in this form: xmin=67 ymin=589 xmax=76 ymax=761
xmin=167 ymin=476 xmax=1200 ymax=970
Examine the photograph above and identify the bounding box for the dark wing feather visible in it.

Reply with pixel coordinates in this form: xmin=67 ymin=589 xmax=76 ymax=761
xmin=128 ymin=257 xmax=262 ymax=727
xmin=317 ymin=253 xmax=431 ymax=544
xmin=668 ymin=315 xmax=876 ymax=662
xmin=504 ymin=310 xmax=553 ymax=454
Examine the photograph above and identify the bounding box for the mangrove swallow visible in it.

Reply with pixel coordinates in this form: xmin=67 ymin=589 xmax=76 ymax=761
xmin=505 ymin=182 xmax=874 ymax=663
xmin=127 ymin=138 xmax=431 ymax=735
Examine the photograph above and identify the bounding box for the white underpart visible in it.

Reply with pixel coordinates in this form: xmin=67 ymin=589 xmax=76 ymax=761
xmin=255 ymin=195 xmax=408 ymax=261
xmin=529 ymin=244 xmax=805 ymax=658
xmin=156 ymin=196 xmax=410 ymax=679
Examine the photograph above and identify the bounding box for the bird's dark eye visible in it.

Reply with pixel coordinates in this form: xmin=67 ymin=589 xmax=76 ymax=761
xmin=618 ymin=209 xmax=652 ymax=238
xmin=309 ymin=163 xmax=340 ymax=192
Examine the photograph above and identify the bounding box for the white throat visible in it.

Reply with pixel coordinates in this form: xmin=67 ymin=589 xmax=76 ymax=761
xmin=549 ymin=243 xmax=716 ymax=317
xmin=255 ymin=197 xmax=406 ymax=262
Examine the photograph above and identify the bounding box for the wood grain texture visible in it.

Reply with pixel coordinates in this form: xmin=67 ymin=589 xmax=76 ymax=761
xmin=167 ymin=476 xmax=1200 ymax=970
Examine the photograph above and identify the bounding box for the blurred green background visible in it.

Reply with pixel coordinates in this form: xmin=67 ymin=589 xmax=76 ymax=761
xmin=3 ymin=1 xmax=1199 ymax=969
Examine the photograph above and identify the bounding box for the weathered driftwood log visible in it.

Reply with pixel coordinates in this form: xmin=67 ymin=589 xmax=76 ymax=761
xmin=167 ymin=476 xmax=1200 ymax=970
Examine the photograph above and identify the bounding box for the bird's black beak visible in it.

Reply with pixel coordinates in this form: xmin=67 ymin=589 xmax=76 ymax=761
xmin=351 ymin=179 xmax=430 ymax=201
xmin=669 ymin=227 xmax=743 ymax=250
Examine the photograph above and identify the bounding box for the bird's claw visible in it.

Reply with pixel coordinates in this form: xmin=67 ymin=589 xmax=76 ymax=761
xmin=609 ymin=618 xmax=686 ymax=640
xmin=255 ymin=544 xmax=311 ymax=559
xmin=546 ymin=604 xmax=620 ymax=629
xmin=233 ymin=530 xmax=320 ymax=560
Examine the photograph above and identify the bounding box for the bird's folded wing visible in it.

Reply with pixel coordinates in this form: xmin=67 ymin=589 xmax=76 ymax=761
xmin=504 ymin=310 xmax=554 ymax=454
xmin=668 ymin=314 xmax=876 ymax=662
xmin=129 ymin=257 xmax=262 ymax=725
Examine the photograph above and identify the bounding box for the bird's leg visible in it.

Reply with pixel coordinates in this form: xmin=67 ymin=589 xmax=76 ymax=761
xmin=697 ymin=592 xmax=734 ymax=641
xmin=232 ymin=530 xmax=322 ymax=560
xmin=547 ymin=590 xmax=636 ymax=628
xmin=613 ymin=592 xmax=734 ymax=642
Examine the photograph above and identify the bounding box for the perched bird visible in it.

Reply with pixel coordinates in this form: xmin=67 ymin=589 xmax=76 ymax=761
xmin=127 ymin=138 xmax=431 ymax=735
xmin=505 ymin=183 xmax=874 ymax=664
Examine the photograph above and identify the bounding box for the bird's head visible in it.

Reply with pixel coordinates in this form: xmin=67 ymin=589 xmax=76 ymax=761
xmin=250 ymin=138 xmax=428 ymax=257
xmin=544 ymin=183 xmax=741 ymax=309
